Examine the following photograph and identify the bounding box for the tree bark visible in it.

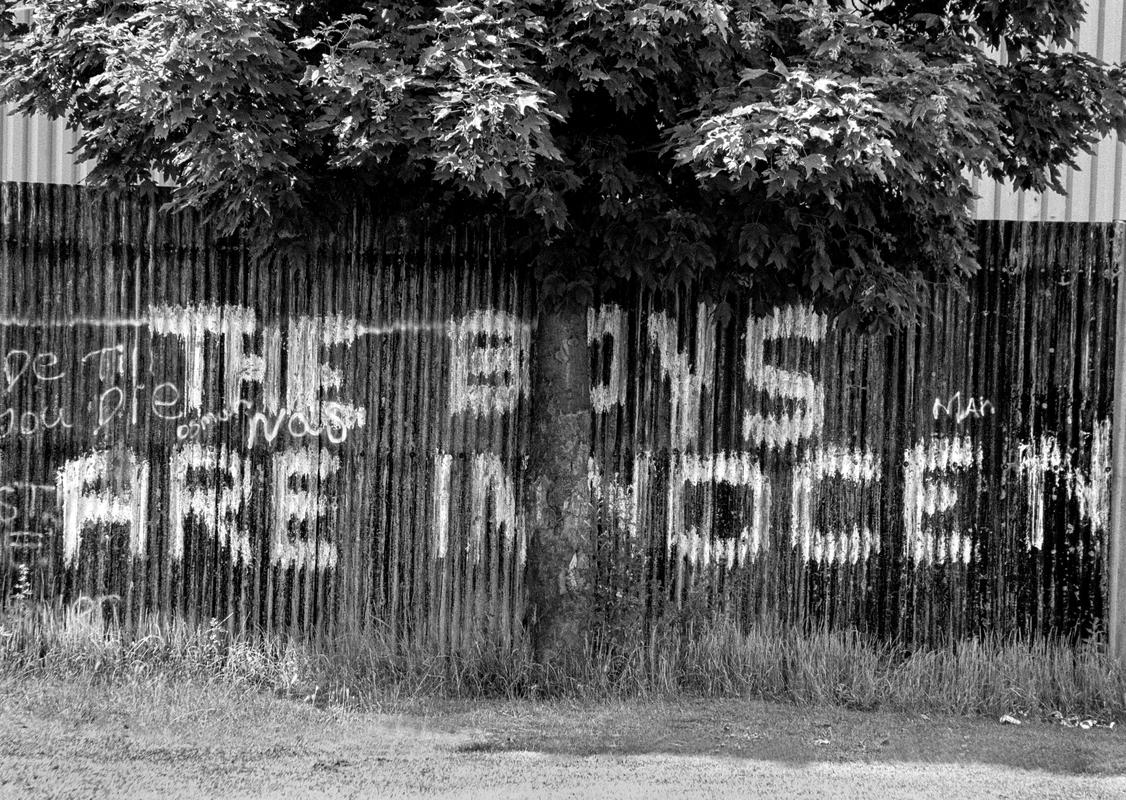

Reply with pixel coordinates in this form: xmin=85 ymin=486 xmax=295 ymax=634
xmin=527 ymin=299 xmax=593 ymax=661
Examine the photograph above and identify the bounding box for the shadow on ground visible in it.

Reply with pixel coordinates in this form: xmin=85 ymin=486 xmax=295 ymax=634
xmin=439 ymin=698 xmax=1125 ymax=776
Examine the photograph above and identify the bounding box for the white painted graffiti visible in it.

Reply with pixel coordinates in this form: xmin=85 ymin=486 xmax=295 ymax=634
xmin=149 ymin=304 xmax=367 ymax=428
xmin=0 ymin=406 xmax=74 ymax=438
xmin=47 ymin=445 xmax=343 ymax=570
xmin=168 ymin=444 xmax=252 ymax=564
xmin=1017 ymin=420 xmax=1112 ymax=551
xmin=3 ymin=349 xmax=67 ymax=391
xmin=672 ymin=451 xmax=772 ymax=570
xmin=271 ymin=447 xmax=340 ymax=571
xmin=588 ymin=305 xmax=629 ymax=413
xmin=902 ymin=435 xmax=981 ymax=565
xmin=648 ymin=303 xmax=716 ymax=451
xmin=933 ymin=392 xmax=994 ymax=423
xmin=446 ymin=310 xmax=531 ymax=417
xmin=57 ymin=449 xmax=150 ymax=567
xmin=431 ymin=452 xmax=524 ymax=567
xmin=588 ymin=457 xmax=641 ymax=541
xmin=244 ymin=402 xmax=366 ymax=448
xmin=93 ymin=381 xmax=187 ymax=434
xmin=791 ymin=445 xmax=881 ymax=566
xmin=0 ymin=478 xmax=57 ymax=557
xmin=744 ymin=305 xmax=828 ymax=450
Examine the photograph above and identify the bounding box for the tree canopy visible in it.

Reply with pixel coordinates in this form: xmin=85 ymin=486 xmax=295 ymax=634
xmin=3 ymin=0 xmax=1124 ymax=326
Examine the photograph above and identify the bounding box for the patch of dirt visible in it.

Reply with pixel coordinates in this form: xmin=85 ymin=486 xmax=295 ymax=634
xmin=1 ymin=678 xmax=1124 ymax=799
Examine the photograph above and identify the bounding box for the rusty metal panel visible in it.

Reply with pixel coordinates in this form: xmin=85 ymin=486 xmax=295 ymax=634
xmin=974 ymin=0 xmax=1126 ymax=223
xmin=588 ymin=221 xmax=1119 ymax=642
xmin=0 ymin=182 xmax=531 ymax=650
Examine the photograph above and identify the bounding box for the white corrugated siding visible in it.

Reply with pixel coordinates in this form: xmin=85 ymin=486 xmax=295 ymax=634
xmin=974 ymin=0 xmax=1126 ymax=222
xmin=0 ymin=104 xmax=90 ymax=185
xmin=0 ymin=3 xmax=1123 ymax=219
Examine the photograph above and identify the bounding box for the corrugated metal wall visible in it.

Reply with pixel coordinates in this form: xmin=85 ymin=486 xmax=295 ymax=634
xmin=0 ymin=182 xmax=532 ymax=650
xmin=1 ymin=183 xmax=1120 ymax=648
xmin=0 ymin=107 xmax=89 ymax=187
xmin=590 ymin=222 xmax=1120 ymax=643
xmin=973 ymin=0 xmax=1125 ymax=222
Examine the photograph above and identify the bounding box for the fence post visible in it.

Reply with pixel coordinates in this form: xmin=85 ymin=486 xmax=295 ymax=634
xmin=1110 ymin=221 xmax=1126 ymax=661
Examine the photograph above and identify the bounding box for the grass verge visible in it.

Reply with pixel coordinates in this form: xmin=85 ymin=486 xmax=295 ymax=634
xmin=2 ymin=597 xmax=1124 ymax=721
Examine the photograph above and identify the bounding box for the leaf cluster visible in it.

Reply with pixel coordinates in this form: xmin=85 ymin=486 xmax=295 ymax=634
xmin=2 ymin=0 xmax=1122 ymax=327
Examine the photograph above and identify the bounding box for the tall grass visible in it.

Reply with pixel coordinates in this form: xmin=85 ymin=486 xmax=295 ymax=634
xmin=3 ymin=598 xmax=1125 ymax=720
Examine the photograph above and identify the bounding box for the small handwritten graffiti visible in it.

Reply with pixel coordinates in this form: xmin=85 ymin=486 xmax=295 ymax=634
xmin=174 ymin=400 xmax=253 ymax=442
xmin=94 ymin=381 xmax=186 ymax=434
xmin=0 ymin=481 xmax=58 ymax=558
xmin=3 ymin=349 xmax=67 ymax=392
xmin=933 ymin=392 xmax=994 ymax=423
xmin=0 ymin=407 xmax=74 ymax=438
xmin=7 ymin=530 xmax=48 ymax=554
xmin=80 ymin=345 xmax=126 ymax=382
xmin=243 ymin=402 xmax=366 ymax=447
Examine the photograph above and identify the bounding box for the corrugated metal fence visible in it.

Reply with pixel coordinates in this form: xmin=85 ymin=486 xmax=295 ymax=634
xmin=590 ymin=222 xmax=1119 ymax=644
xmin=0 ymin=182 xmax=532 ymax=650
xmin=0 ymin=182 xmax=1120 ymax=649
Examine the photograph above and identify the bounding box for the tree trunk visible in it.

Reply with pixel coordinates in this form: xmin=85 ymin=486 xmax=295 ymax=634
xmin=527 ymin=299 xmax=593 ymax=661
